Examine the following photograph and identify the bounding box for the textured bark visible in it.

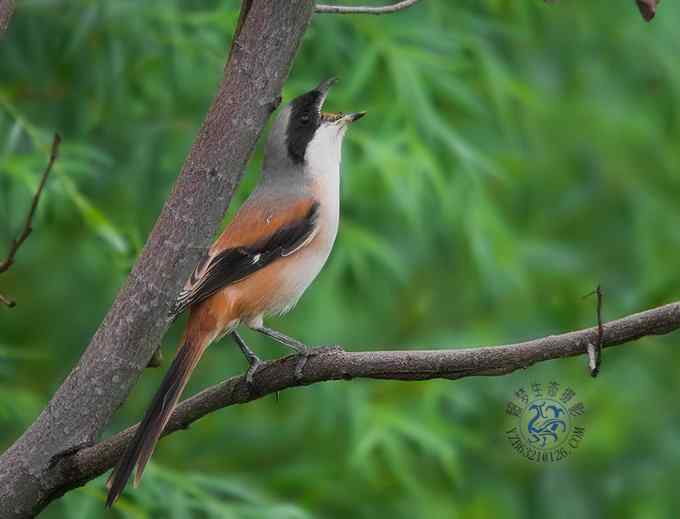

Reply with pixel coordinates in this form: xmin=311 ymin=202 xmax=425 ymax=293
xmin=0 ymin=0 xmax=14 ymax=37
xmin=44 ymin=300 xmax=680 ymax=499
xmin=0 ymin=1 xmax=314 ymax=517
xmin=0 ymin=1 xmax=672 ymax=515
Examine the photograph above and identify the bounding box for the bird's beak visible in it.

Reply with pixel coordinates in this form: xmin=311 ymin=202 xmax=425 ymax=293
xmin=313 ymin=77 xmax=338 ymax=111
xmin=313 ymin=77 xmax=367 ymax=125
xmin=345 ymin=111 xmax=367 ymax=123
xmin=315 ymin=77 xmax=338 ymax=96
xmin=339 ymin=111 xmax=367 ymax=125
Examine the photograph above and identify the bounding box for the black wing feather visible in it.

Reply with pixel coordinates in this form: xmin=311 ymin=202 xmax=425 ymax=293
xmin=171 ymin=202 xmax=319 ymax=317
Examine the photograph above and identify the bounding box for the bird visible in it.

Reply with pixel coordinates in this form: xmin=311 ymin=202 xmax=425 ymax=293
xmin=105 ymin=77 xmax=365 ymax=507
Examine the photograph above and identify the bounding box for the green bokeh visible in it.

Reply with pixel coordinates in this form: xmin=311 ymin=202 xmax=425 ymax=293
xmin=1 ymin=1 xmax=680 ymax=517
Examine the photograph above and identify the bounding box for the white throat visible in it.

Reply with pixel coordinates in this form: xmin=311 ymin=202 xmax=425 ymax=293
xmin=305 ymin=123 xmax=346 ymax=251
xmin=304 ymin=123 xmax=347 ymax=180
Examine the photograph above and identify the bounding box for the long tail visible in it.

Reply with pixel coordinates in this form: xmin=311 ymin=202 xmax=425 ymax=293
xmin=105 ymin=336 xmax=208 ymax=507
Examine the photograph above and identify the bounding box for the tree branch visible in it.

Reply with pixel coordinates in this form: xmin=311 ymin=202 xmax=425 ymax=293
xmin=315 ymin=0 xmax=420 ymax=15
xmin=0 ymin=0 xmax=668 ymax=515
xmin=45 ymin=300 xmax=680 ymax=499
xmin=0 ymin=0 xmax=15 ymax=37
xmin=0 ymin=133 xmax=61 ymax=308
xmin=0 ymin=1 xmax=315 ymax=517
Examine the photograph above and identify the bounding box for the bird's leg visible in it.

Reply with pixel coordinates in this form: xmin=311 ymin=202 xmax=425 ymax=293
xmin=250 ymin=326 xmax=314 ymax=381
xmin=231 ymin=331 xmax=264 ymax=386
xmin=251 ymin=325 xmax=309 ymax=354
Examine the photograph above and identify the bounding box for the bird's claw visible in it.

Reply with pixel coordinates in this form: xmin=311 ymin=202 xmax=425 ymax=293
xmin=293 ymin=351 xmax=310 ymax=382
xmin=245 ymin=358 xmax=265 ymax=392
xmin=292 ymin=345 xmax=341 ymax=382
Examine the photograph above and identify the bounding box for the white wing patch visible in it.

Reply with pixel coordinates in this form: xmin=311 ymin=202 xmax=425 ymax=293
xmin=281 ymin=227 xmax=319 ymax=257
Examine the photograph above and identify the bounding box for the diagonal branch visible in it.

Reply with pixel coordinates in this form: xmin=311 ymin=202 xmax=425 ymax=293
xmin=0 ymin=133 xmax=61 ymax=308
xmin=0 ymin=1 xmax=316 ymax=517
xmin=48 ymin=300 xmax=680 ymax=497
xmin=0 ymin=0 xmax=669 ymax=515
xmin=315 ymin=0 xmax=420 ymax=15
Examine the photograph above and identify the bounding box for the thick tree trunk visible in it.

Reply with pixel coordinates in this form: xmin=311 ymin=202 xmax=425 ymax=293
xmin=0 ymin=1 xmax=314 ymax=516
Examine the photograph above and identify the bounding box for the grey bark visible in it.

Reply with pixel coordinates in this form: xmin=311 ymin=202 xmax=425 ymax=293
xmin=43 ymin=300 xmax=680 ymax=502
xmin=0 ymin=1 xmax=315 ymax=517
xmin=0 ymin=0 xmax=674 ymax=515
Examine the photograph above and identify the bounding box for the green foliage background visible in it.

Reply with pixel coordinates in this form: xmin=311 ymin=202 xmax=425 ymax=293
xmin=2 ymin=1 xmax=680 ymax=517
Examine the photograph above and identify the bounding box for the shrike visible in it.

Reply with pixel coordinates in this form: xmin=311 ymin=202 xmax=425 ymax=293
xmin=106 ymin=78 xmax=365 ymax=506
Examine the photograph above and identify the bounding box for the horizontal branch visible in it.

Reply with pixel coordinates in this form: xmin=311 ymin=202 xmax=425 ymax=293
xmin=50 ymin=300 xmax=680 ymax=496
xmin=315 ymin=0 xmax=420 ymax=15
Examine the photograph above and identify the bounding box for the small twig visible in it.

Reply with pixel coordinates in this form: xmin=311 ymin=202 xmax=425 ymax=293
xmin=583 ymin=285 xmax=604 ymax=377
xmin=315 ymin=0 xmax=420 ymax=15
xmin=0 ymin=133 xmax=61 ymax=307
xmin=0 ymin=133 xmax=61 ymax=274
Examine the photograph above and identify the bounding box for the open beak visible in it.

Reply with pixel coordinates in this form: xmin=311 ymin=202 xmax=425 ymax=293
xmin=315 ymin=77 xmax=338 ymax=109
xmin=316 ymin=77 xmax=338 ymax=95
xmin=334 ymin=111 xmax=367 ymax=126
xmin=314 ymin=77 xmax=367 ymax=125
xmin=344 ymin=111 xmax=367 ymax=123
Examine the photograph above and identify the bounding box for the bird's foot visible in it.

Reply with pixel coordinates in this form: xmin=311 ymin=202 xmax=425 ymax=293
xmin=268 ymin=337 xmax=311 ymax=381
xmin=249 ymin=326 xmax=342 ymax=383
xmin=245 ymin=356 xmax=265 ymax=389
xmin=291 ymin=345 xmax=342 ymax=382
xmin=231 ymin=331 xmax=265 ymax=392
